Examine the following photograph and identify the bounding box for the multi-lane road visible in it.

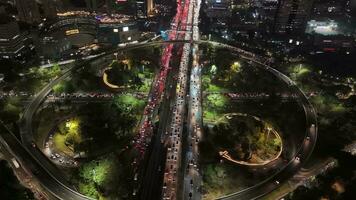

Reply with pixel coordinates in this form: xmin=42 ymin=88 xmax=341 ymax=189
xmin=0 ymin=8 xmax=317 ymax=199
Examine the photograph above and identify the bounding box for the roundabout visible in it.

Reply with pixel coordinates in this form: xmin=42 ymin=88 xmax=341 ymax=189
xmin=217 ymin=113 xmax=283 ymax=167
xmin=0 ymin=40 xmax=318 ymax=200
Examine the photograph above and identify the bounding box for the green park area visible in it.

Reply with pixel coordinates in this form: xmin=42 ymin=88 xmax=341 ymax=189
xmin=202 ymin=60 xmax=243 ymax=92
xmin=16 ymin=64 xmax=62 ymax=93
xmin=113 ymin=94 xmax=145 ymax=115
xmin=200 ymin=114 xmax=282 ymax=164
xmin=201 ymin=163 xmax=251 ymax=200
xmin=284 ymin=61 xmax=356 ymax=153
xmin=52 ymin=80 xmax=75 ymax=94
xmin=104 ymin=59 xmax=154 ymax=92
xmin=203 ymin=93 xmax=229 ymax=122
xmin=200 ymin=114 xmax=282 ymax=198
xmin=53 ymin=117 xmax=82 ymax=156
xmin=74 ymin=154 xmax=133 ymax=199
xmin=104 ymin=60 xmax=142 ymax=89
xmin=43 ymin=93 xmax=145 ymax=157
xmin=287 ymin=64 xmax=311 ymax=80
xmin=0 ymin=96 xmax=22 ymax=123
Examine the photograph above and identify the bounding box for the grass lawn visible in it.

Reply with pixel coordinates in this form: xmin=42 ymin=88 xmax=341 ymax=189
xmin=53 ymin=133 xmax=74 ymax=156
xmin=53 ymin=117 xmax=82 ymax=156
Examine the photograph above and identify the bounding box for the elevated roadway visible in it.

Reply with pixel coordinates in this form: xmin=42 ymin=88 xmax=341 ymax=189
xmin=0 ymin=39 xmax=317 ymax=200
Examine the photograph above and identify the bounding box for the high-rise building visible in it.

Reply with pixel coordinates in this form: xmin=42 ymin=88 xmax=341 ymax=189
xmin=135 ymin=0 xmax=154 ymax=18
xmin=15 ymin=0 xmax=41 ymax=24
xmin=105 ymin=0 xmax=114 ymax=13
xmin=41 ymin=0 xmax=63 ymax=19
xmin=0 ymin=16 xmax=27 ymax=59
xmin=136 ymin=0 xmax=147 ymax=18
xmin=312 ymin=0 xmax=351 ymax=23
xmin=147 ymin=0 xmax=153 ymax=15
xmin=274 ymin=0 xmax=314 ymax=34
xmin=86 ymin=0 xmax=107 ymax=12
xmin=86 ymin=0 xmax=98 ymax=11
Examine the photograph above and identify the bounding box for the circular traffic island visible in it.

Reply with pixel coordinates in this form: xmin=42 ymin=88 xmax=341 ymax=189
xmin=217 ymin=113 xmax=282 ymax=166
xmin=51 ymin=117 xmax=82 ymax=158
xmin=198 ymin=44 xmax=310 ymax=200
xmin=103 ymin=60 xmax=143 ymax=90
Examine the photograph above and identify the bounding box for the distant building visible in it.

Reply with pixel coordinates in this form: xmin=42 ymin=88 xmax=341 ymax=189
xmin=311 ymin=34 xmax=354 ymax=53
xmin=135 ymin=0 xmax=154 ymax=18
xmin=97 ymin=21 xmax=139 ymax=45
xmin=0 ymin=16 xmax=28 ymax=59
xmin=305 ymin=0 xmax=353 ymax=52
xmin=261 ymin=0 xmax=279 ymax=25
xmin=274 ymin=0 xmax=314 ymax=34
xmin=38 ymin=36 xmax=71 ymax=60
xmin=105 ymin=0 xmax=114 ymax=13
xmin=136 ymin=0 xmax=147 ymax=18
xmin=40 ymin=0 xmax=63 ymax=19
xmin=86 ymin=0 xmax=98 ymax=11
xmin=312 ymin=0 xmax=351 ymax=22
xmin=86 ymin=0 xmax=97 ymax=11
xmin=147 ymin=0 xmax=154 ymax=15
xmin=86 ymin=0 xmax=106 ymax=11
xmin=15 ymin=0 xmax=41 ymax=24
xmin=205 ymin=0 xmax=231 ymax=19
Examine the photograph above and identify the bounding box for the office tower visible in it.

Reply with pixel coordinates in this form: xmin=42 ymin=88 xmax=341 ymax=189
xmin=147 ymin=0 xmax=153 ymax=15
xmin=0 ymin=16 xmax=27 ymax=59
xmin=15 ymin=0 xmax=41 ymax=24
xmin=136 ymin=0 xmax=147 ymax=18
xmin=106 ymin=0 xmax=113 ymax=13
xmin=41 ymin=0 xmax=62 ymax=19
xmin=274 ymin=0 xmax=314 ymax=34
xmin=86 ymin=0 xmax=98 ymax=11
xmin=312 ymin=0 xmax=351 ymax=23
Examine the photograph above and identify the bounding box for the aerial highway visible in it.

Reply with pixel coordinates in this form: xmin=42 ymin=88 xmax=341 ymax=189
xmin=0 ymin=17 xmax=318 ymax=199
xmin=0 ymin=121 xmax=93 ymax=200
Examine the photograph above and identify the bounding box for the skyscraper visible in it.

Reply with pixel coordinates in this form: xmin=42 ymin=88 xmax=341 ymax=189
xmin=147 ymin=0 xmax=153 ymax=15
xmin=15 ymin=0 xmax=41 ymax=24
xmin=136 ymin=0 xmax=147 ymax=18
xmin=274 ymin=0 xmax=314 ymax=34
xmin=135 ymin=0 xmax=154 ymax=18
xmin=0 ymin=15 xmax=27 ymax=59
xmin=86 ymin=0 xmax=98 ymax=11
xmin=41 ymin=0 xmax=63 ymax=19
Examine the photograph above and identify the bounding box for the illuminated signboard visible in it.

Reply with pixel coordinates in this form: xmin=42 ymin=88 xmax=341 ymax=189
xmin=116 ymin=0 xmax=127 ymax=2
xmin=123 ymin=26 xmax=129 ymax=32
xmin=65 ymin=29 xmax=79 ymax=35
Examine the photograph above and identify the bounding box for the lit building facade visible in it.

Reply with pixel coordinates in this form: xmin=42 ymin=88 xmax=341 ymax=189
xmin=97 ymin=22 xmax=139 ymax=45
xmin=15 ymin=0 xmax=41 ymax=24
xmin=274 ymin=0 xmax=314 ymax=34
xmin=0 ymin=19 xmax=27 ymax=59
xmin=41 ymin=0 xmax=63 ymax=19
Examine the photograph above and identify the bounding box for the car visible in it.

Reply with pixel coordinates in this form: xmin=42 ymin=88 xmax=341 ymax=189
xmin=295 ymin=157 xmax=300 ymax=162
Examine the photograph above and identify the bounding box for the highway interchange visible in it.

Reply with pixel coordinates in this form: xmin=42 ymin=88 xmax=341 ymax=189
xmin=0 ymin=0 xmax=318 ymax=199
